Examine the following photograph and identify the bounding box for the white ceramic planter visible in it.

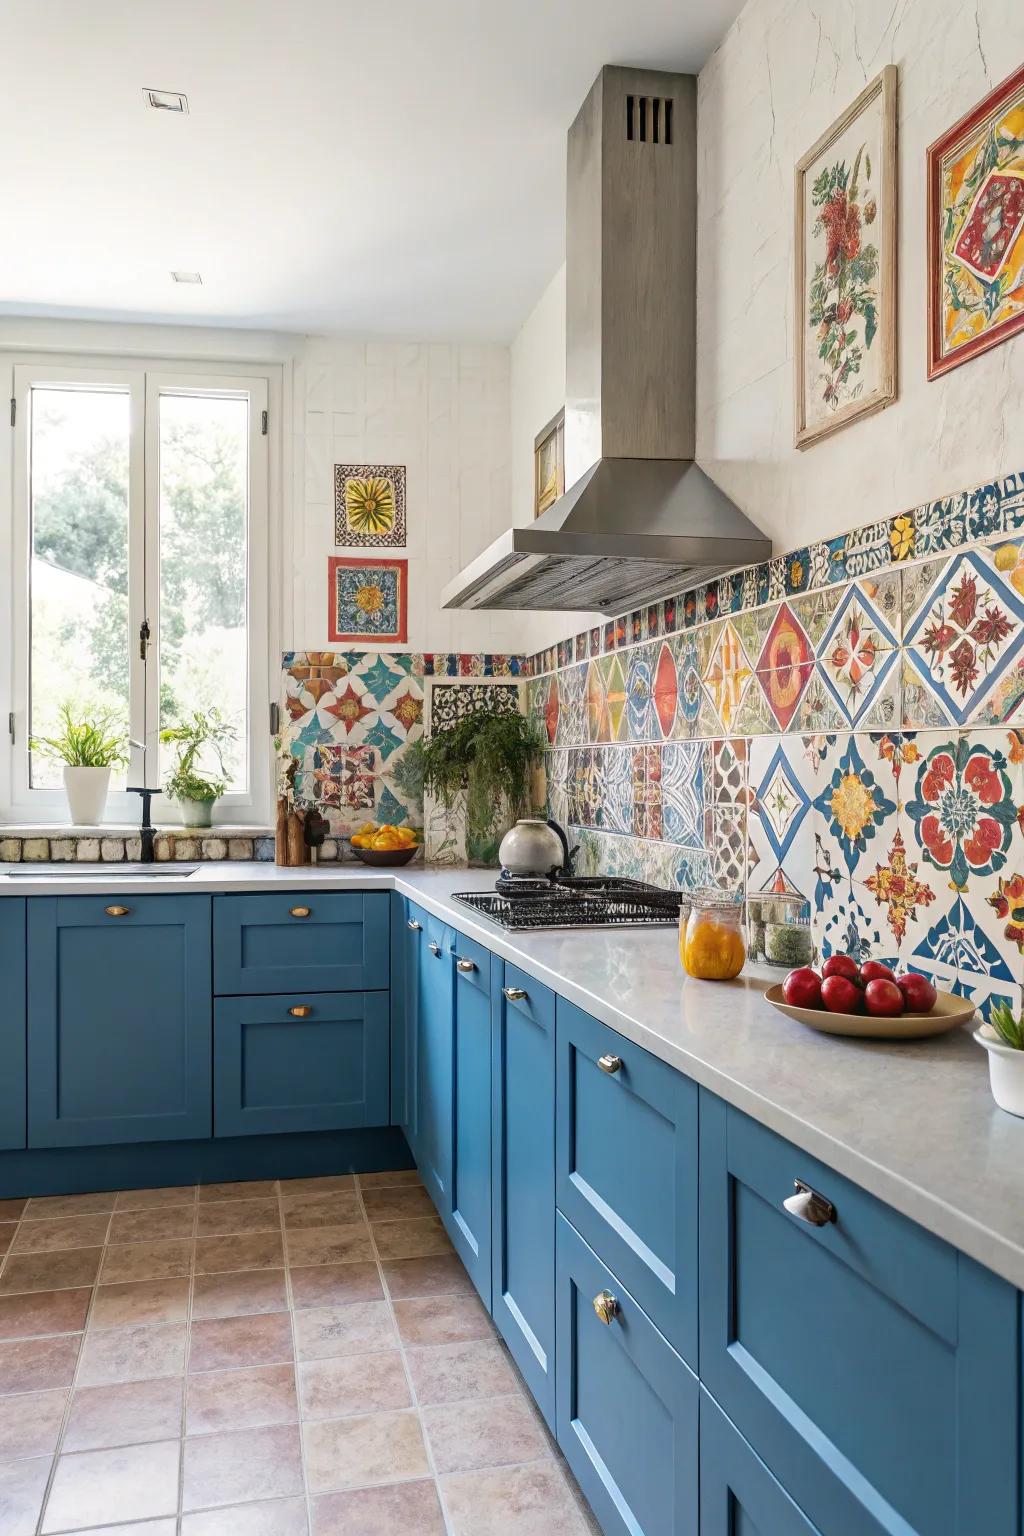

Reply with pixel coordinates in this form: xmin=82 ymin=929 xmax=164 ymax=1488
xmin=177 ymin=797 xmax=214 ymax=828
xmin=63 ymin=765 xmax=111 ymax=826
xmin=974 ymin=1026 xmax=1024 ymax=1118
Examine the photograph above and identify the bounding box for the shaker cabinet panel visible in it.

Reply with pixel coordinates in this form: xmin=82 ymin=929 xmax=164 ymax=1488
xmin=445 ymin=932 xmax=492 ymax=1306
xmin=214 ymin=891 xmax=389 ymax=995
xmin=0 ymin=899 xmax=26 ymax=1151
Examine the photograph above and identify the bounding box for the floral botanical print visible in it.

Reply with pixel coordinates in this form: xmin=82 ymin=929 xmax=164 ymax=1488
xmin=334 ymin=464 xmax=407 ymax=547
xmin=905 ymin=737 xmax=1016 ymax=890
xmin=808 ymin=143 xmax=880 ymax=413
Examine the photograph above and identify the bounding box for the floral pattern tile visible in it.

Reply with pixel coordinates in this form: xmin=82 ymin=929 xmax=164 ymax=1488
xmin=903 ymin=548 xmax=1024 ymax=726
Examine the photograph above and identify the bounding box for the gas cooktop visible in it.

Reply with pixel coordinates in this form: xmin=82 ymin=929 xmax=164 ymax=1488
xmin=452 ymin=876 xmax=683 ymax=931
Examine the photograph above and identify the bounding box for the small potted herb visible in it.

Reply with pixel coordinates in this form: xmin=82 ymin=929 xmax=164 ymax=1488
xmin=30 ymin=702 xmax=127 ymax=825
xmin=975 ymin=1001 xmax=1024 ymax=1118
xmin=161 ymin=708 xmax=236 ymax=828
xmin=414 ymin=710 xmax=545 ymax=866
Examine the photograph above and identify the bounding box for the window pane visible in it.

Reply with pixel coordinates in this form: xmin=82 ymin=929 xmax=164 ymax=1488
xmin=158 ymin=392 xmax=249 ymax=793
xmin=29 ymin=387 xmax=130 ymax=789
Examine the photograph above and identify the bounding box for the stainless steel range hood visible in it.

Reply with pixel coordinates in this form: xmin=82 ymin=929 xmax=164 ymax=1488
xmin=442 ymin=65 xmax=771 ymax=615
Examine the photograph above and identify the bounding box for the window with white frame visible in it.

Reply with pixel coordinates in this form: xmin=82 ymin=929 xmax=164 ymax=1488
xmin=8 ymin=360 xmax=270 ymax=822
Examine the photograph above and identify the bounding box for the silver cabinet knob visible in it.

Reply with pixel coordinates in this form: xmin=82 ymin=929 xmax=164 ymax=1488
xmin=783 ymin=1179 xmax=836 ymax=1227
xmin=456 ymin=958 xmax=476 ymax=973
xmin=598 ymin=1053 xmax=623 ymax=1075
xmin=503 ymin=986 xmax=528 ymax=1002
xmin=428 ymin=941 xmax=442 ymax=957
xmin=593 ymin=1290 xmax=619 ymax=1325
xmin=407 ymin=919 xmax=422 ymax=931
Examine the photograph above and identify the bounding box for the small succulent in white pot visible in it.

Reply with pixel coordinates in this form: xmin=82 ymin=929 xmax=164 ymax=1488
xmin=30 ymin=703 xmax=127 ymax=826
xmin=975 ymin=1001 xmax=1024 ymax=1118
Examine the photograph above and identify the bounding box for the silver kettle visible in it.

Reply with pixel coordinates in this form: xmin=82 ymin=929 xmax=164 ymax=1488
xmin=498 ymin=818 xmax=572 ymax=877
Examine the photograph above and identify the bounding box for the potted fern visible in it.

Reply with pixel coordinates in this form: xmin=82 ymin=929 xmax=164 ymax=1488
xmin=30 ymin=703 xmax=127 ymax=825
xmin=415 ymin=710 xmax=545 ymax=866
xmin=975 ymin=1001 xmax=1024 ymax=1118
xmin=161 ymin=709 xmax=236 ymax=828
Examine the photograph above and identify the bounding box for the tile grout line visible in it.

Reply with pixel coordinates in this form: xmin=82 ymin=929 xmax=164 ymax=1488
xmin=278 ymin=1176 xmax=316 ymax=1536
xmin=174 ymin=1188 xmax=201 ymax=1535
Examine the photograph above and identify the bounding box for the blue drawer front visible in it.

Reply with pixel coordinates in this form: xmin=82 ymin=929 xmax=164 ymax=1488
xmin=214 ymin=891 xmax=389 ymax=995
xmin=28 ymin=895 xmax=212 ymax=1148
xmin=447 ymin=931 xmax=492 ymax=1307
xmin=0 ymin=900 xmax=26 ymax=1150
xmin=214 ymin=991 xmax=389 ymax=1137
xmin=491 ymin=962 xmax=556 ymax=1429
xmin=700 ymin=1390 xmax=822 ymax=1536
xmin=556 ymin=997 xmax=697 ymax=1366
xmin=699 ymin=1093 xmax=1019 ymax=1536
xmin=415 ymin=913 xmax=453 ymax=1209
xmin=556 ymin=1213 xmax=698 ymax=1536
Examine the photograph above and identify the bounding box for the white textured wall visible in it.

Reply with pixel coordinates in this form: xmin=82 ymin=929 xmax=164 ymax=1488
xmin=696 ymin=0 xmax=1024 ymax=548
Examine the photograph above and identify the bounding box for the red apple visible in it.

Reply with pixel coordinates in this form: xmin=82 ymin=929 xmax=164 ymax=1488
xmin=864 ymin=978 xmax=905 ymax=1017
xmin=896 ymin=972 xmax=938 ymax=1014
xmin=783 ymin=967 xmax=822 ymax=1009
xmin=860 ymin=960 xmax=895 ymax=984
xmin=821 ymin=974 xmax=863 ymax=1014
xmin=822 ymin=954 xmax=860 ymax=983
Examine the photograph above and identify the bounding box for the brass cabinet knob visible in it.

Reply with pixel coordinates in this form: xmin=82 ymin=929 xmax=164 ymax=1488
xmin=783 ymin=1179 xmax=836 ymax=1227
xmin=407 ymin=919 xmax=422 ymax=931
xmin=290 ymin=906 xmax=311 ymax=918
xmin=104 ymin=905 xmax=130 ymax=917
xmin=456 ymin=958 xmax=476 ymax=973
xmin=503 ymin=986 xmax=528 ymax=1002
xmin=288 ymin=1005 xmax=313 ymax=1018
xmin=593 ymin=1290 xmax=619 ymax=1325
xmin=428 ymin=941 xmax=442 ymax=957
xmin=598 ymin=1053 xmax=623 ymax=1075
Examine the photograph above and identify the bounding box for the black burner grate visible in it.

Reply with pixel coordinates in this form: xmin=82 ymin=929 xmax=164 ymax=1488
xmin=453 ymin=884 xmax=684 ymax=931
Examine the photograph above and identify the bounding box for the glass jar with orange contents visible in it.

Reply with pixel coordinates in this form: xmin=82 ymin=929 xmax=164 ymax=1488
xmin=680 ymin=892 xmax=746 ymax=980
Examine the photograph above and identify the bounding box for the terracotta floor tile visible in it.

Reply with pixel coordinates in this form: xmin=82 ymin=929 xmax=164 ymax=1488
xmin=107 ymin=1206 xmax=196 ymax=1244
xmin=12 ymin=1212 xmax=111 ymax=1253
xmin=198 ymin=1180 xmax=279 ymax=1203
xmin=381 ymin=1254 xmax=473 ymax=1300
xmin=0 ymin=1333 xmax=80 ymax=1393
xmin=41 ymin=1438 xmax=180 ymax=1531
xmin=182 ymin=1423 xmax=304 ymax=1510
xmin=281 ymin=1193 xmax=361 ymax=1230
xmin=441 ymin=1461 xmax=586 ymax=1536
xmin=63 ymin=1376 xmax=184 ymax=1452
xmin=298 ymin=1350 xmax=411 ymax=1420
xmin=0 ymin=1388 xmax=67 ymax=1460
xmin=186 ymin=1363 xmax=298 ymax=1436
xmin=277 ymin=1176 xmax=355 ymax=1195
xmin=0 ymin=1455 xmax=52 ymax=1536
xmin=181 ymin=1496 xmax=309 ymax=1535
xmin=191 ymin=1269 xmax=288 ymax=1321
xmin=288 ymin=1262 xmax=382 ymax=1311
xmin=0 ymin=1287 xmax=90 ymax=1340
xmin=194 ymin=1232 xmax=284 ymax=1275
xmin=423 ymin=1394 xmax=550 ymax=1473
xmin=311 ymin=1479 xmax=444 ymax=1536
xmin=293 ymin=1301 xmax=397 ymax=1362
xmin=196 ymin=1199 xmax=282 ymax=1238
xmin=285 ymin=1224 xmax=373 ymax=1268
xmin=99 ymin=1238 xmax=192 ymax=1284
xmin=406 ymin=1338 xmax=519 ymax=1406
xmin=0 ymin=1230 xmax=14 ymax=1259
xmin=23 ymin=1191 xmax=116 ymax=1219
xmin=356 ymin=1169 xmax=422 ymax=1190
xmin=303 ymin=1407 xmax=429 ymax=1494
xmin=371 ymin=1218 xmax=453 ymax=1260
xmin=0 ymin=1247 xmax=102 ymax=1295
xmin=0 ymin=1200 xmax=27 ymax=1222
xmin=393 ymin=1293 xmax=495 ymax=1348
xmin=361 ymin=1186 xmax=436 ymax=1223
xmin=114 ymin=1186 xmax=197 ymax=1211
xmin=90 ymin=1277 xmax=190 ymax=1331
xmin=77 ymin=1322 xmax=187 ymax=1386
xmin=189 ymin=1312 xmax=294 ymax=1373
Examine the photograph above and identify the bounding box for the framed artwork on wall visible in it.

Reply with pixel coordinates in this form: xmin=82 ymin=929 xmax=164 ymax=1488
xmin=927 ymin=63 xmax=1024 ymax=380
xmin=534 ymin=409 xmax=564 ymax=517
xmin=328 ymin=557 xmax=408 ymax=645
xmin=334 ymin=463 xmax=407 ymax=546
xmin=794 ymin=65 xmax=898 ymax=449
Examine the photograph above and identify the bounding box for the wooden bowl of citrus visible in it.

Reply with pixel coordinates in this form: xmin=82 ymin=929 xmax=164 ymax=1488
xmin=349 ymin=823 xmax=420 ymax=866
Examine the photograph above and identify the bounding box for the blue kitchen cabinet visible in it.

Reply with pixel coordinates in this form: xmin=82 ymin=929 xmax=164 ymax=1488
xmin=27 ymin=894 xmax=212 ymax=1147
xmin=393 ymin=899 xmax=424 ymax=1155
xmin=445 ymin=930 xmax=492 ymax=1307
xmin=213 ymin=890 xmax=389 ymax=995
xmin=415 ymin=910 xmax=454 ymax=1210
xmin=556 ymin=1212 xmax=698 ymax=1536
xmin=700 ymin=1389 xmax=823 ymax=1536
xmin=0 ymin=899 xmax=26 ymax=1150
xmin=699 ymin=1092 xmax=1020 ymax=1536
xmin=491 ymin=960 xmax=556 ymax=1427
xmin=214 ymin=990 xmax=389 ymax=1137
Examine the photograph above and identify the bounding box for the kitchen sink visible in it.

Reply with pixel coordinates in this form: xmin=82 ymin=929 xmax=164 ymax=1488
xmin=5 ymin=863 xmax=201 ymax=878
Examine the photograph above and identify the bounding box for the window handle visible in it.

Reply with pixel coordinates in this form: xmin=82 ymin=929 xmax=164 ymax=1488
xmin=139 ymin=618 xmax=151 ymax=661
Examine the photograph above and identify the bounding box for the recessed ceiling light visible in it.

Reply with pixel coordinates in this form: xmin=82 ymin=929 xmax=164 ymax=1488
xmin=170 ymin=271 xmax=202 ymax=285
xmin=144 ymin=88 xmax=189 ymax=113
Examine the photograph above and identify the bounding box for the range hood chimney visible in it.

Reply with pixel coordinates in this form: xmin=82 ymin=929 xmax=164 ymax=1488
xmin=441 ymin=65 xmax=771 ymax=615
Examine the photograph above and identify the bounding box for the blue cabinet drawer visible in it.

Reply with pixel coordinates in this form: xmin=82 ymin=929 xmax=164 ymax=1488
xmin=450 ymin=930 xmax=491 ymax=995
xmin=700 ymin=1390 xmax=823 ymax=1536
xmin=699 ymin=1093 xmax=1019 ymax=1536
xmin=0 ymin=900 xmax=26 ymax=1151
xmin=214 ymin=991 xmax=389 ymax=1137
xmin=556 ymin=1213 xmax=698 ymax=1536
xmin=213 ymin=891 xmax=389 ymax=995
xmin=556 ymin=997 xmax=697 ymax=1366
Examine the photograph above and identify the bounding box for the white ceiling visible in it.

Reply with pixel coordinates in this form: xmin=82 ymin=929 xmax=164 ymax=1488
xmin=0 ymin=0 xmax=744 ymax=342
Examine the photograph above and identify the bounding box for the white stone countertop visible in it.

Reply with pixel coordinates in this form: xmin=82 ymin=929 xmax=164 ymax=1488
xmin=3 ymin=860 xmax=1022 ymax=1291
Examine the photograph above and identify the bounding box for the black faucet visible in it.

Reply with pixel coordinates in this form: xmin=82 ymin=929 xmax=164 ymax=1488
xmin=546 ymin=817 xmax=579 ymax=877
xmin=127 ymin=788 xmax=160 ymax=864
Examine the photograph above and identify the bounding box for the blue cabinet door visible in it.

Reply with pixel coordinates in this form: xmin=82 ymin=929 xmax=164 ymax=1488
xmin=28 ymin=895 xmax=212 ymax=1148
xmin=556 ymin=997 xmax=698 ymax=1367
xmin=415 ymin=912 xmax=453 ymax=1210
xmin=556 ymin=1213 xmax=698 ymax=1536
xmin=445 ymin=931 xmax=492 ymax=1308
xmin=0 ymin=899 xmax=26 ymax=1151
xmin=213 ymin=891 xmax=389 ymax=995
xmin=393 ymin=898 xmax=423 ymax=1151
xmin=492 ymin=960 xmax=556 ymax=1428
xmin=700 ymin=1390 xmax=823 ymax=1536
xmin=699 ymin=1092 xmax=1020 ymax=1536
xmin=214 ymin=991 xmax=389 ymax=1137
